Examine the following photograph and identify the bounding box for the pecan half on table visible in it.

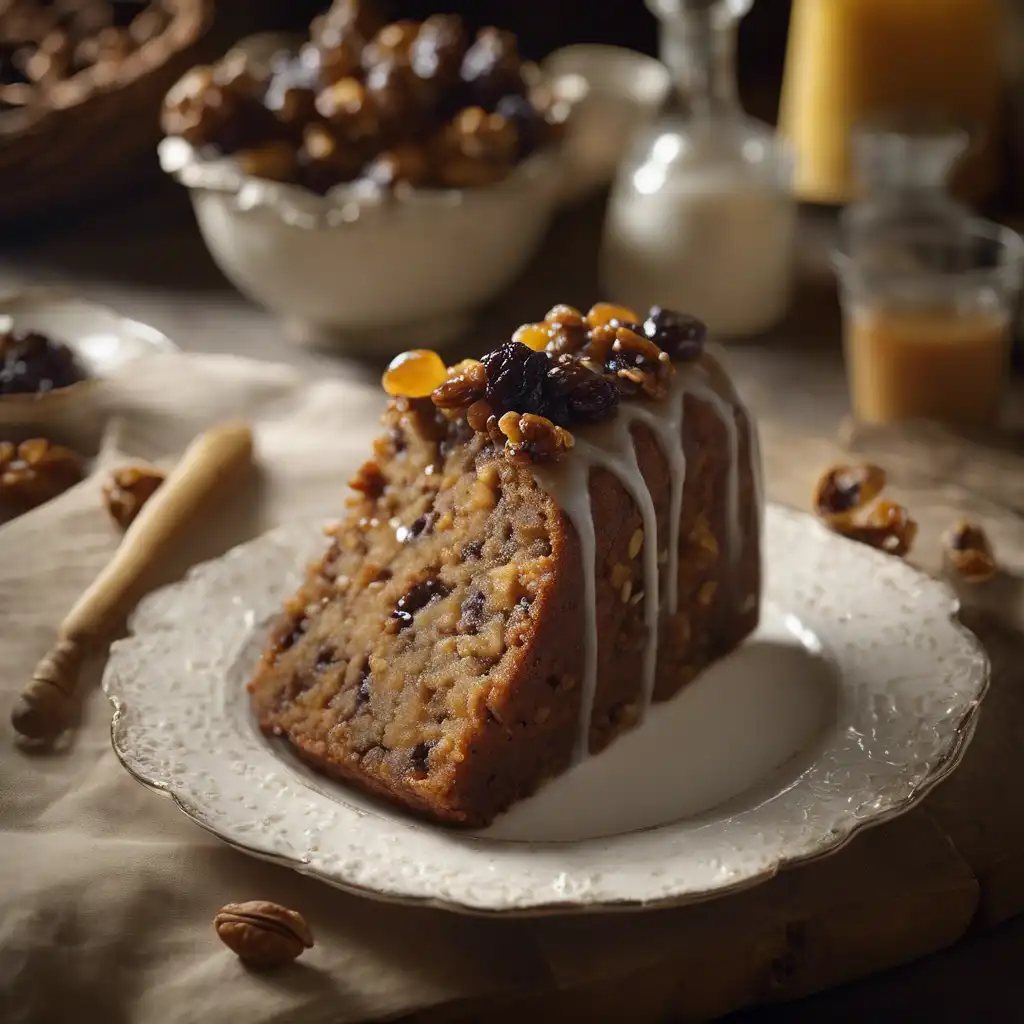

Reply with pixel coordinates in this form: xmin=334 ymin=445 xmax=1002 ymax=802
xmin=214 ymin=900 xmax=314 ymax=969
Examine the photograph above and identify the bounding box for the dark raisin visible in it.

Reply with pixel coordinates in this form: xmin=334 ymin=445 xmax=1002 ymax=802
xmin=277 ymin=616 xmax=309 ymax=652
xmin=950 ymin=529 xmax=971 ymax=552
xmin=263 ymin=50 xmax=319 ymax=129
xmin=356 ymin=662 xmax=371 ymax=707
xmin=365 ymin=60 xmax=436 ymax=137
xmin=315 ymin=646 xmax=338 ymax=670
xmin=391 ymin=577 xmax=448 ymax=630
xmin=481 ymin=340 xmax=550 ymax=417
xmin=410 ymin=740 xmax=435 ymax=773
xmin=643 ymin=306 xmax=707 ymax=361
xmin=547 ymin=358 xmax=619 ymax=424
xmin=0 ymin=328 xmax=88 ymax=396
xmin=459 ymin=589 xmax=486 ymax=632
xmin=460 ymin=27 xmax=523 ymax=110
xmin=409 ymin=14 xmax=467 ymax=85
xmin=495 ymin=93 xmax=543 ymax=157
xmin=399 ymin=509 xmax=437 ymax=543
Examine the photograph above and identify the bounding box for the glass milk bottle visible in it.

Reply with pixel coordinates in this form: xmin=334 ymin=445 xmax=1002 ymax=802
xmin=600 ymin=0 xmax=796 ymax=338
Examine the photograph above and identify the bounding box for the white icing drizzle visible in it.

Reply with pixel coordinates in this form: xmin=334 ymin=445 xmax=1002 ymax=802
xmin=535 ymin=453 xmax=598 ymax=761
xmin=532 ymin=357 xmax=748 ymax=763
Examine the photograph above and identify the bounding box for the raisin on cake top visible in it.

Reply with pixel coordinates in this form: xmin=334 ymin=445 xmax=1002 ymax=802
xmin=382 ymin=302 xmax=708 ymax=466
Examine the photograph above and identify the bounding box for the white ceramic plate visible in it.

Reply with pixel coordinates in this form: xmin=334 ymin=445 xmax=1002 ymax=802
xmin=105 ymin=505 xmax=989 ymax=916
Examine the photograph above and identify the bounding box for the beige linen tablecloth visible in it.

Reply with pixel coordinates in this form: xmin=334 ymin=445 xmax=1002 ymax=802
xmin=0 ymin=353 xmax=555 ymax=1024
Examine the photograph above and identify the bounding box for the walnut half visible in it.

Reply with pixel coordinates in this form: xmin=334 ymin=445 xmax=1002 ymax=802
xmin=811 ymin=463 xmax=916 ymax=558
xmin=0 ymin=438 xmax=83 ymax=510
xmin=813 ymin=464 xmax=887 ymax=525
xmin=943 ymin=519 xmax=997 ymax=584
xmin=214 ymin=901 xmax=314 ymax=969
xmin=103 ymin=465 xmax=165 ymax=529
xmin=837 ymin=499 xmax=919 ymax=558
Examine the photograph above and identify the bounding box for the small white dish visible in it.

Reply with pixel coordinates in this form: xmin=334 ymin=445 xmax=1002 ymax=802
xmin=543 ymin=44 xmax=671 ymax=204
xmin=105 ymin=505 xmax=988 ymax=916
xmin=160 ymin=34 xmax=566 ymax=355
xmin=0 ymin=288 xmax=178 ymax=428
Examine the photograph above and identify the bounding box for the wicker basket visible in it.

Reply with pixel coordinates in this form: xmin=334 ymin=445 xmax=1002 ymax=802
xmin=0 ymin=0 xmax=216 ymax=222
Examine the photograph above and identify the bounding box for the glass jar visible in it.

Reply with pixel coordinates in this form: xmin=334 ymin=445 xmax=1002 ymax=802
xmin=834 ymin=116 xmax=1024 ymax=427
xmin=600 ymin=0 xmax=796 ymax=339
xmin=834 ymin=218 xmax=1024 ymax=427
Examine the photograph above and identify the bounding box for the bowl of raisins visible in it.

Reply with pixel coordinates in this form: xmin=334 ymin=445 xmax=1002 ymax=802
xmin=159 ymin=3 xmax=573 ymax=354
xmin=0 ymin=289 xmax=177 ymax=427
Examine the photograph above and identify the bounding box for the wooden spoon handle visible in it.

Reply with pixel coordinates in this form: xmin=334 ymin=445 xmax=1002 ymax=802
xmin=11 ymin=421 xmax=254 ymax=742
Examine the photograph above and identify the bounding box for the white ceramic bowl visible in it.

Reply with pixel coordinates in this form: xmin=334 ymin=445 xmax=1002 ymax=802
xmin=0 ymin=288 xmax=177 ymax=430
xmin=160 ymin=37 xmax=566 ymax=354
xmin=543 ymin=45 xmax=671 ymax=205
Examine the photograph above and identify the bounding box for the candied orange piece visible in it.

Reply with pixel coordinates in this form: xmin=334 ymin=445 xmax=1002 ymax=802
xmin=382 ymin=349 xmax=448 ymax=398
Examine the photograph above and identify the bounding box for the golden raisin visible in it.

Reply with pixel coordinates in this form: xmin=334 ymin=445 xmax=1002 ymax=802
xmin=544 ymin=304 xmax=585 ymax=328
xmin=511 ymin=322 xmax=551 ymax=352
xmin=466 ymin=399 xmax=494 ymax=432
xmin=432 ymin=359 xmax=487 ymax=410
xmin=382 ymin=349 xmax=448 ymax=398
xmin=586 ymin=323 xmax=618 ymax=362
xmin=586 ymin=303 xmax=640 ymax=329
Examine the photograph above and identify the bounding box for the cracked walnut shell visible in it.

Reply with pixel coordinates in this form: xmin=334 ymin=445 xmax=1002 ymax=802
xmin=214 ymin=901 xmax=314 ymax=968
xmin=103 ymin=465 xmax=166 ymax=529
xmin=0 ymin=439 xmax=84 ymax=510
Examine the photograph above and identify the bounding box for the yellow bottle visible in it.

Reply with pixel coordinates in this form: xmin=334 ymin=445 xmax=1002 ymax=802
xmin=779 ymin=0 xmax=1003 ymax=205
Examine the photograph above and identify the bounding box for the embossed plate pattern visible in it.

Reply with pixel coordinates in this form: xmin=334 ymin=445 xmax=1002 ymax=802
xmin=104 ymin=505 xmax=989 ymax=915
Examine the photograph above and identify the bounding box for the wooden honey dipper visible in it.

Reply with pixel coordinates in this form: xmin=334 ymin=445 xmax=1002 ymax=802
xmin=11 ymin=420 xmax=254 ymax=743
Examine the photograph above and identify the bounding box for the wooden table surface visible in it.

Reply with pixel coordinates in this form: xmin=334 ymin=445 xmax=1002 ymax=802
xmin=4 ymin=181 xmax=1024 ymax=1021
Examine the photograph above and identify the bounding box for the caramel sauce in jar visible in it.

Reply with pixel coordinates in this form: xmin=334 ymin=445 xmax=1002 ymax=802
xmin=844 ymin=305 xmax=1010 ymax=426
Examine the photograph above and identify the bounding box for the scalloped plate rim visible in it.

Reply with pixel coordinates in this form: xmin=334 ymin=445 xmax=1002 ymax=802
xmin=104 ymin=503 xmax=990 ymax=917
